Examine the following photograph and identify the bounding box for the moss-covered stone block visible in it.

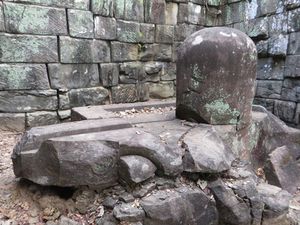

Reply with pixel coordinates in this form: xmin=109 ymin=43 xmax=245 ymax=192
xmin=68 ymin=9 xmax=94 ymax=38
xmin=0 ymin=64 xmax=49 ymax=90
xmin=95 ymin=16 xmax=117 ymax=40
xmin=4 ymin=2 xmax=67 ymax=35
xmin=0 ymin=34 xmax=58 ymax=63
xmin=60 ymin=37 xmax=110 ymax=63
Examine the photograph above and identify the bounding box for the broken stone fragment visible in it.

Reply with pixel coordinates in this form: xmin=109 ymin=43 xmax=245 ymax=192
xmin=208 ymin=179 xmax=252 ymax=225
xmin=176 ymin=27 xmax=257 ymax=129
xmin=119 ymin=155 xmax=157 ymax=184
xmin=256 ymin=183 xmax=293 ymax=219
xmin=113 ymin=203 xmax=145 ymax=222
xmin=264 ymin=145 xmax=300 ymax=194
xmin=33 ymin=139 xmax=120 ymax=188
xmin=141 ymin=187 xmax=218 ymax=225
xmin=182 ymin=126 xmax=235 ymax=173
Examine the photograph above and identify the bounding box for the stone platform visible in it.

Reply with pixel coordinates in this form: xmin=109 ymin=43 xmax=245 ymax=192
xmin=12 ymin=100 xmax=300 ymax=225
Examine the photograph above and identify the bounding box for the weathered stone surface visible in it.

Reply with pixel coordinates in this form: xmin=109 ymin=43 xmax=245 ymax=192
xmin=268 ymin=34 xmax=288 ymax=56
xmin=91 ymin=0 xmax=113 ymax=16
xmin=68 ymin=87 xmax=109 ymax=108
xmin=176 ymin=27 xmax=257 ymax=128
xmin=209 ymin=179 xmax=252 ymax=225
xmin=0 ymin=90 xmax=57 ymax=113
xmin=119 ymin=62 xmax=144 ymax=84
xmin=100 ymin=63 xmax=119 ymax=87
xmin=113 ymin=204 xmax=145 ymax=222
xmin=268 ymin=13 xmax=288 ymax=35
xmin=174 ymin=24 xmax=199 ymax=42
xmin=0 ymin=64 xmax=49 ymax=90
xmin=149 ymin=82 xmax=175 ymax=98
xmin=257 ymin=58 xmax=284 ymax=80
xmin=13 ymin=118 xmax=131 ymax=154
xmin=96 ymin=213 xmax=118 ymax=225
xmin=161 ymin=63 xmax=176 ymax=81
xmin=139 ymin=44 xmax=172 ymax=62
xmin=288 ymin=8 xmax=300 ymax=32
xmin=119 ymin=155 xmax=156 ymax=184
xmin=284 ymin=55 xmax=300 ymax=78
xmin=36 ymin=139 xmax=119 ymax=187
xmin=94 ymin=16 xmax=117 ymax=40
xmin=68 ymin=9 xmax=94 ymax=38
xmin=155 ymin=25 xmax=174 ymax=43
xmin=223 ymin=2 xmax=247 ymax=24
xmin=0 ymin=34 xmax=58 ymax=63
xmin=234 ymin=18 xmax=269 ymax=39
xmin=26 ymin=111 xmax=59 ymax=128
xmin=60 ymin=37 xmax=110 ymax=63
xmin=123 ymin=0 xmax=144 ymax=22
xmin=0 ymin=2 xmax=4 ymax=31
xmin=4 ymin=2 xmax=67 ymax=35
xmin=182 ymin=126 xmax=234 ymax=173
xmin=178 ymin=2 xmax=206 ymax=25
xmin=49 ymin=65 xmax=99 ymax=90
xmin=4 ymin=0 xmax=89 ymax=10
xmin=257 ymin=183 xmax=292 ymax=218
xmin=274 ymin=100 xmax=296 ymax=123
xmin=141 ymin=187 xmax=218 ymax=225
xmin=256 ymin=40 xmax=269 ymax=57
xmin=140 ymin=23 xmax=155 ymax=43
xmin=265 ymin=145 xmax=300 ymax=194
xmin=112 ymin=84 xmax=139 ymax=103
xmin=288 ymin=31 xmax=300 ymax=55
xmin=165 ymin=2 xmax=178 ymax=25
xmin=256 ymin=80 xmax=282 ymax=99
xmin=117 ymin=20 xmax=140 ymax=43
xmin=253 ymin=98 xmax=274 ymax=112
xmin=111 ymin=42 xmax=139 ymax=62
xmin=145 ymin=0 xmax=166 ymax=24
xmin=257 ymin=0 xmax=281 ymax=16
xmin=57 ymin=110 xmax=71 ymax=120
xmin=0 ymin=113 xmax=25 ymax=132
xmin=281 ymin=87 xmax=300 ymax=102
xmin=48 ymin=64 xmax=99 ymax=89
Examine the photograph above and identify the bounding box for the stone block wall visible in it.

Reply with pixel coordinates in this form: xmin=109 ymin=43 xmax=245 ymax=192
xmin=222 ymin=0 xmax=300 ymax=127
xmin=0 ymin=0 xmax=299 ymax=129
xmin=0 ymin=0 xmax=223 ymax=130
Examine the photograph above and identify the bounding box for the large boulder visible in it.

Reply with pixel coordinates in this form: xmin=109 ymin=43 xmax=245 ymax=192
xmin=176 ymin=27 xmax=257 ymax=129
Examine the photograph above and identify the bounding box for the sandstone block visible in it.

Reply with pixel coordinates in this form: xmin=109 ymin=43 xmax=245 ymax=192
xmin=48 ymin=64 xmax=100 ymax=89
xmin=288 ymin=31 xmax=300 ymax=55
xmin=60 ymin=37 xmax=110 ymax=63
xmin=155 ymin=25 xmax=175 ymax=44
xmin=0 ymin=113 xmax=25 ymax=132
xmin=257 ymin=58 xmax=284 ymax=80
xmin=145 ymin=0 xmax=166 ymax=24
xmin=284 ymin=55 xmax=300 ymax=78
xmin=111 ymin=42 xmax=139 ymax=62
xmin=95 ymin=16 xmax=117 ymax=40
xmin=100 ymin=63 xmax=119 ymax=87
xmin=117 ymin=20 xmax=140 ymax=43
xmin=91 ymin=0 xmax=113 ymax=16
xmin=256 ymin=80 xmax=282 ymax=99
xmin=68 ymin=9 xmax=94 ymax=38
xmin=139 ymin=44 xmax=172 ymax=62
xmin=0 ymin=90 xmax=57 ymax=113
xmin=140 ymin=23 xmax=155 ymax=43
xmin=288 ymin=8 xmax=300 ymax=32
xmin=68 ymin=87 xmax=109 ymax=108
xmin=4 ymin=0 xmax=89 ymax=9
xmin=0 ymin=34 xmax=58 ymax=63
xmin=26 ymin=111 xmax=59 ymax=128
xmin=4 ymin=2 xmax=67 ymax=35
xmin=0 ymin=64 xmax=49 ymax=90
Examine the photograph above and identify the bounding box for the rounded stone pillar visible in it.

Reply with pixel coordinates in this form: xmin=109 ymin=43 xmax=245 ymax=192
xmin=176 ymin=27 xmax=257 ymax=129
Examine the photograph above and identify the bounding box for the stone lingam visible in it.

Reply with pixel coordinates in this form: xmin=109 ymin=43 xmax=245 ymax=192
xmin=12 ymin=28 xmax=300 ymax=225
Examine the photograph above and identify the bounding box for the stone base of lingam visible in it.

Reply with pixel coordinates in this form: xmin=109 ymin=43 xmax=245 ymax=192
xmin=12 ymin=28 xmax=300 ymax=225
